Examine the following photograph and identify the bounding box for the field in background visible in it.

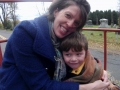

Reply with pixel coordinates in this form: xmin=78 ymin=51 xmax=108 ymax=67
xmin=82 ymin=26 xmax=120 ymax=55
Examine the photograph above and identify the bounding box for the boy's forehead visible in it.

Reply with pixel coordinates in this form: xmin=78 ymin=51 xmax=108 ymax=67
xmin=70 ymin=48 xmax=84 ymax=52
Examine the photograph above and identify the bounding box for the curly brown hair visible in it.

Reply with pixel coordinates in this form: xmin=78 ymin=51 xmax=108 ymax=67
xmin=47 ymin=0 xmax=90 ymax=31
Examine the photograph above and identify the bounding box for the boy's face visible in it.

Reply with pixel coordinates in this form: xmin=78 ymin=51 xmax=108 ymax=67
xmin=63 ymin=48 xmax=86 ymax=69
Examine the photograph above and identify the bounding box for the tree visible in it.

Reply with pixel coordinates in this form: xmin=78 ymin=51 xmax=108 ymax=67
xmin=0 ymin=2 xmax=18 ymax=29
xmin=113 ymin=10 xmax=118 ymax=24
xmin=107 ymin=10 xmax=112 ymax=25
xmin=103 ymin=10 xmax=108 ymax=19
xmin=9 ymin=2 xmax=18 ymax=27
xmin=95 ymin=10 xmax=99 ymax=25
xmin=0 ymin=3 xmax=8 ymax=29
xmin=91 ymin=11 xmax=96 ymax=25
xmin=36 ymin=2 xmax=48 ymax=16
xmin=118 ymin=0 xmax=120 ymax=28
xmin=88 ymin=10 xmax=118 ymax=25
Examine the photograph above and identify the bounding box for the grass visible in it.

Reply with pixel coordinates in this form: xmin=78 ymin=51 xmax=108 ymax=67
xmin=108 ymin=71 xmax=120 ymax=87
xmin=82 ymin=31 xmax=120 ymax=43
xmin=82 ymin=30 xmax=120 ymax=55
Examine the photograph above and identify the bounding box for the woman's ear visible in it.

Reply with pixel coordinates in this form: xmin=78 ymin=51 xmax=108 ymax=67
xmin=53 ymin=8 xmax=58 ymax=17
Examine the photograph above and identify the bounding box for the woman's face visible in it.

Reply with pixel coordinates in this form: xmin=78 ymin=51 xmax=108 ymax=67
xmin=53 ymin=5 xmax=81 ymax=38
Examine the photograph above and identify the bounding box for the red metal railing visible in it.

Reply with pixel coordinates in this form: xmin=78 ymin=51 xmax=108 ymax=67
xmin=0 ymin=39 xmax=8 ymax=66
xmin=83 ymin=28 xmax=120 ymax=70
xmin=0 ymin=0 xmax=52 ymax=2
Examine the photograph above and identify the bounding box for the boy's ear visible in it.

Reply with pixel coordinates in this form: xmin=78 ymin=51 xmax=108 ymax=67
xmin=85 ymin=50 xmax=89 ymax=58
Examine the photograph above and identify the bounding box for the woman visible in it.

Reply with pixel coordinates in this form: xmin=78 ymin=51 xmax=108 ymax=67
xmin=0 ymin=0 xmax=109 ymax=90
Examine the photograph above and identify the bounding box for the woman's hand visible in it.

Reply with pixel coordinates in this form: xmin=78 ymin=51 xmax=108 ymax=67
xmin=79 ymin=70 xmax=110 ymax=90
xmin=102 ymin=70 xmax=108 ymax=82
xmin=79 ymin=80 xmax=110 ymax=90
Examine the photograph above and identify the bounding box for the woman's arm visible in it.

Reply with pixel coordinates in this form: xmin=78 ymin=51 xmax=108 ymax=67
xmin=79 ymin=70 xmax=110 ymax=90
xmin=79 ymin=80 xmax=110 ymax=90
xmin=11 ymin=20 xmax=79 ymax=90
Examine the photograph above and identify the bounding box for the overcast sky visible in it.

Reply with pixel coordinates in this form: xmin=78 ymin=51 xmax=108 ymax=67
xmin=16 ymin=0 xmax=118 ymax=21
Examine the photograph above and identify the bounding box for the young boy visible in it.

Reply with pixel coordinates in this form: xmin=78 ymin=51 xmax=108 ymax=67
xmin=60 ymin=32 xmax=119 ymax=90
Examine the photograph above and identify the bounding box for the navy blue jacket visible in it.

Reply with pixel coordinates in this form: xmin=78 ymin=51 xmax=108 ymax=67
xmin=0 ymin=15 xmax=79 ymax=90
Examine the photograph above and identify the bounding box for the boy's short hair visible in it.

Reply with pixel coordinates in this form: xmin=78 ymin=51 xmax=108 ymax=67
xmin=60 ymin=31 xmax=88 ymax=52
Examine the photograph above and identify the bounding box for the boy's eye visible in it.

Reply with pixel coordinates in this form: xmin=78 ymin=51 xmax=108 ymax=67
xmin=77 ymin=53 xmax=82 ymax=56
xmin=65 ymin=54 xmax=70 ymax=56
xmin=77 ymin=54 xmax=80 ymax=56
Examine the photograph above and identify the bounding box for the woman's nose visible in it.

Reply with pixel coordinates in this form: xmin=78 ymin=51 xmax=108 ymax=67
xmin=67 ymin=20 xmax=74 ymax=27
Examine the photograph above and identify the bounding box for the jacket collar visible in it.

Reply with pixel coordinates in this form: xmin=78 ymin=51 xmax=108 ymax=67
xmin=33 ymin=15 xmax=56 ymax=62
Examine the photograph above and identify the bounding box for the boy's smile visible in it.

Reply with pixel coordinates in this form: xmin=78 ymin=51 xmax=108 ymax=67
xmin=63 ymin=48 xmax=86 ymax=69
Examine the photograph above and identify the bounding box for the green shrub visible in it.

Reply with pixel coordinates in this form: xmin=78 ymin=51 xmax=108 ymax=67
xmin=0 ymin=23 xmax=3 ymax=29
xmin=5 ymin=20 xmax=13 ymax=30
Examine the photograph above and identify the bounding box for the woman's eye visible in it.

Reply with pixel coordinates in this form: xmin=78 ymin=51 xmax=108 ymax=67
xmin=74 ymin=21 xmax=80 ymax=27
xmin=65 ymin=13 xmax=71 ymax=19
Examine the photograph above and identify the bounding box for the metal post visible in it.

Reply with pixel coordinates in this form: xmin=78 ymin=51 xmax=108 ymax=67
xmin=104 ymin=31 xmax=107 ymax=70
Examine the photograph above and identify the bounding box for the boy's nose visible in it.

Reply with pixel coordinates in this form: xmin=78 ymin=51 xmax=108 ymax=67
xmin=71 ymin=56 xmax=77 ymax=62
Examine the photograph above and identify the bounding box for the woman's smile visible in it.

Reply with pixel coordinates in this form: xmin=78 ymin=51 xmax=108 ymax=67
xmin=53 ymin=4 xmax=81 ymax=38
